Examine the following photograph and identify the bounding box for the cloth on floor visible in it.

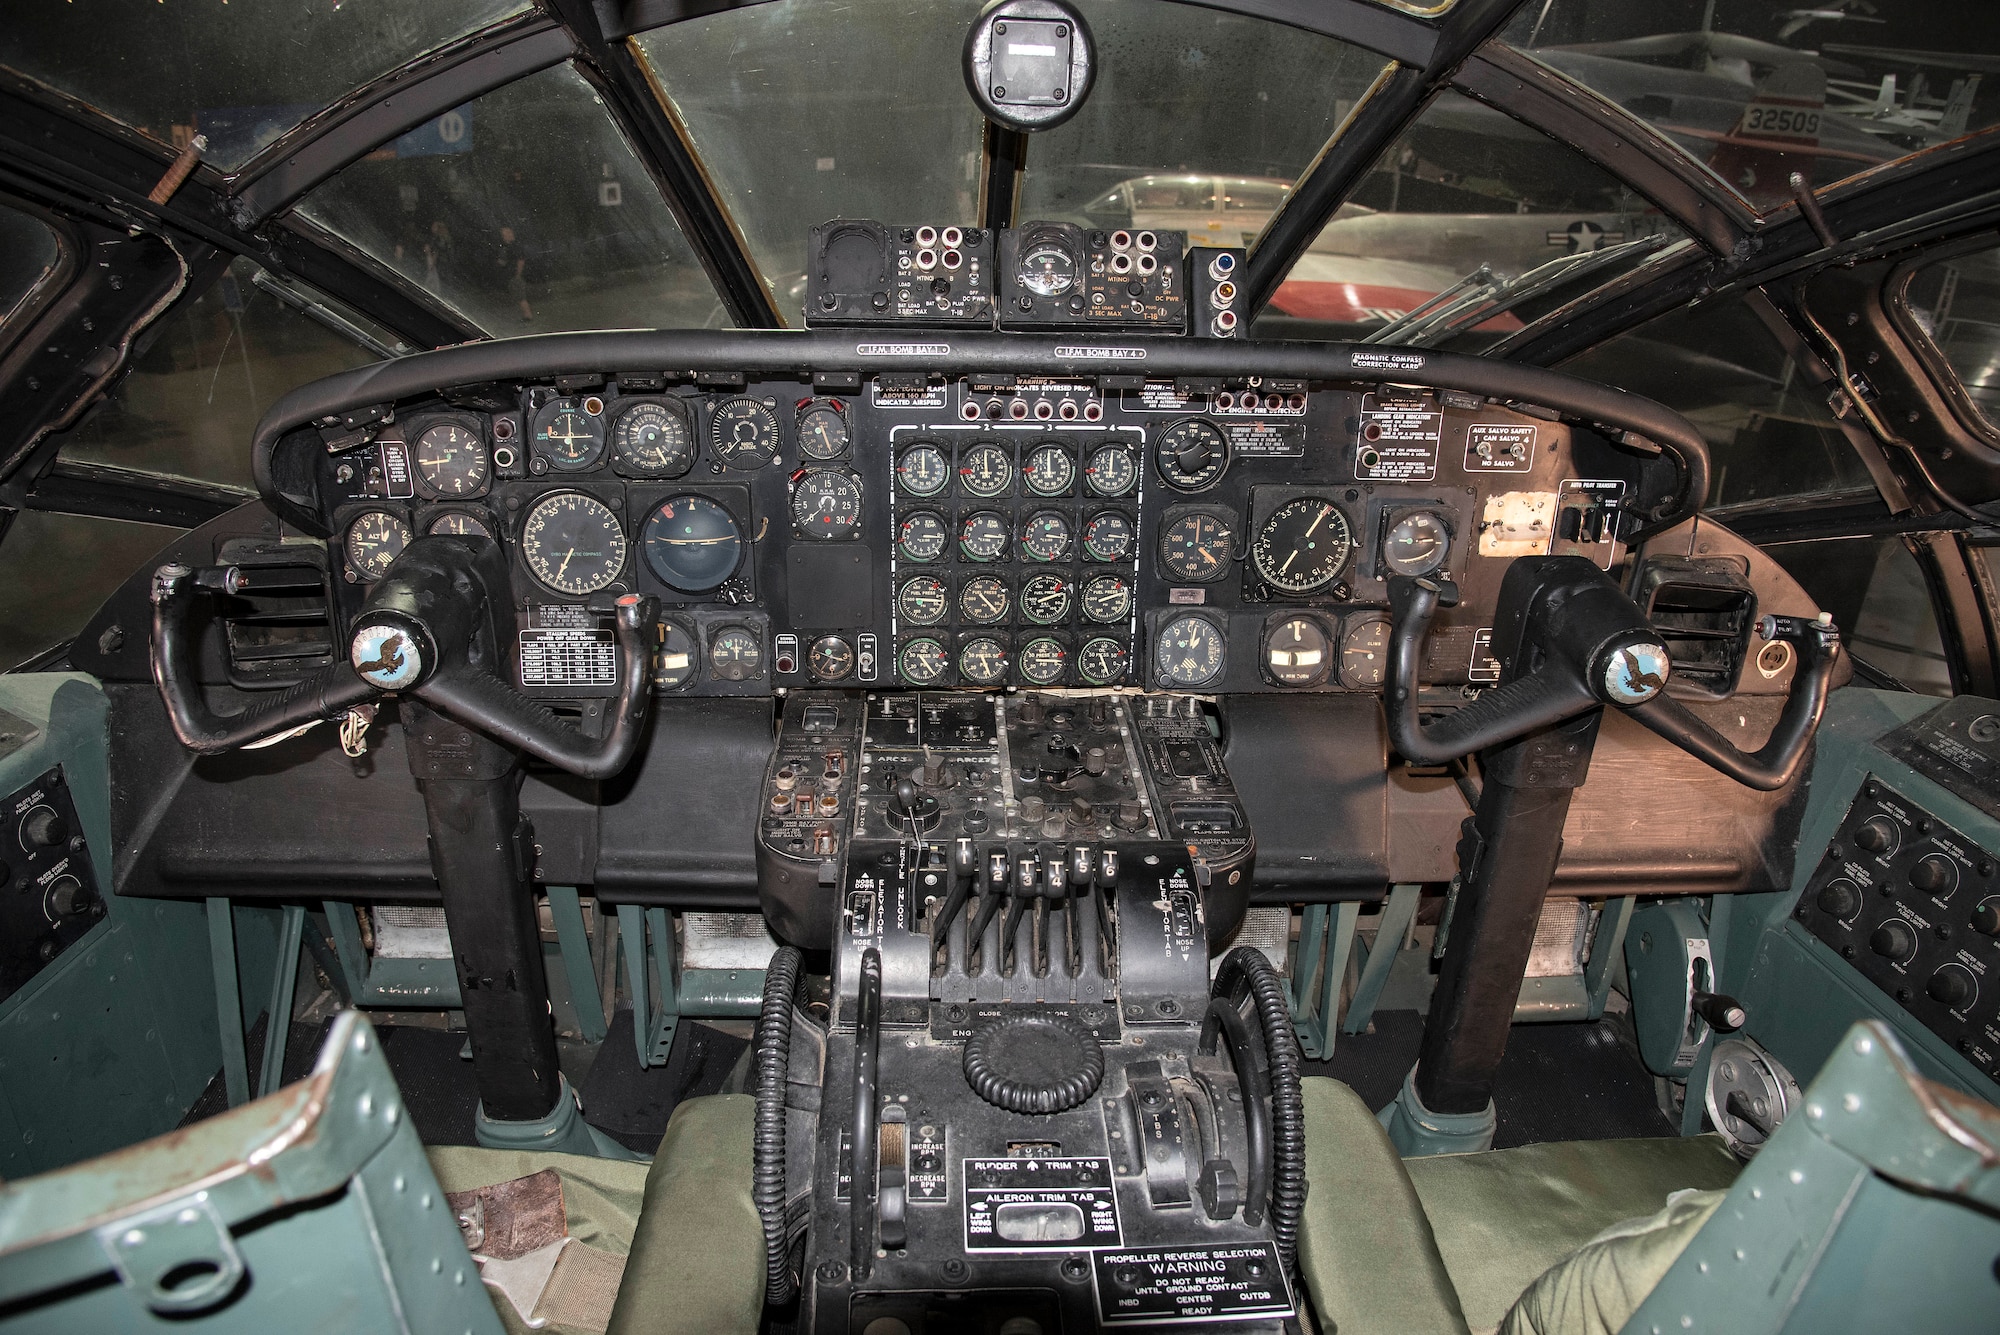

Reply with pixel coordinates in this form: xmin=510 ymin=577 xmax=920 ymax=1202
xmin=428 ymin=1146 xmax=653 ymax=1335
xmin=605 ymin=1093 xmax=763 ymax=1335
xmin=1297 ymin=1076 xmax=1472 ymax=1335
xmin=1499 ymin=1188 xmax=1726 ymax=1335
xmin=1405 ymin=1135 xmax=1740 ymax=1332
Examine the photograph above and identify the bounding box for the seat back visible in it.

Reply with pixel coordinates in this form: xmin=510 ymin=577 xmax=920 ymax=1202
xmin=0 ymin=1011 xmax=502 ymax=1333
xmin=1624 ymin=1019 xmax=2000 ymax=1334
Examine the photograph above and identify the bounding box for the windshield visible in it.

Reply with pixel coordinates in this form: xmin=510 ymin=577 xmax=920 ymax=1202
xmin=296 ymin=63 xmax=728 ymax=335
xmin=0 ymin=0 xmax=529 ymax=170
xmin=1501 ymin=1 xmax=2000 ymax=209
xmin=1903 ymin=241 xmax=2000 ymax=433
xmin=1257 ymin=89 xmax=1684 ymax=342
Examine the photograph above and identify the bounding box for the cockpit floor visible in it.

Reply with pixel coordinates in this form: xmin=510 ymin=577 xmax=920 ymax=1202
xmin=1307 ymin=1010 xmax=1673 ymax=1148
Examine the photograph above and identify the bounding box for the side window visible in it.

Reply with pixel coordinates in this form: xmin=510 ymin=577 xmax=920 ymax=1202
xmin=1764 ymin=536 xmax=1952 ymax=696
xmin=0 ymin=513 xmax=180 ymax=670
xmin=1559 ymin=295 xmax=1875 ymax=508
xmin=1902 ymin=242 xmax=2000 ymax=433
xmin=0 ymin=203 xmax=62 ymax=335
xmin=54 ymin=257 xmax=386 ymax=489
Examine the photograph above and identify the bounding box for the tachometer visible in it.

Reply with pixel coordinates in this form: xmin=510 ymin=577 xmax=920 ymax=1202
xmin=1084 ymin=443 xmax=1138 ymax=497
xmin=1155 ymin=419 xmax=1228 ymax=492
xmin=796 ymin=402 xmax=848 ymax=460
xmin=790 ymin=469 xmax=863 ymax=539
xmin=1082 ymin=511 xmax=1135 ymax=563
xmin=959 ymin=575 xmax=1010 ymax=624
xmin=1021 ymin=573 xmax=1072 ymax=625
xmin=897 ymin=575 xmax=948 ymax=626
xmin=958 ymin=637 xmax=1009 ymax=686
xmin=1251 ymin=497 xmax=1352 ymax=594
xmin=532 ymin=398 xmax=605 ymax=470
xmin=1023 ymin=443 xmax=1075 ymax=496
xmin=1018 ymin=511 xmax=1072 ymax=563
xmin=522 ymin=493 xmax=627 ymax=595
xmin=958 ymin=443 xmax=1013 ymax=498
xmin=641 ymin=494 xmax=742 ymax=593
xmin=1079 ymin=637 xmax=1130 ymax=686
xmin=1159 ymin=512 xmax=1235 ymax=583
xmin=896 ymin=442 xmax=950 ymax=497
xmin=899 ymin=637 xmax=949 ymax=686
xmin=613 ymin=401 xmax=694 ymax=476
xmin=897 ymin=511 xmax=948 ymax=562
xmin=709 ymin=397 xmax=779 ymax=469
xmin=345 ymin=510 xmax=411 ymax=581
xmin=1383 ymin=511 xmax=1450 ymax=577
xmin=414 ymin=422 xmax=488 ymax=497
xmin=1154 ymin=613 xmax=1227 ymax=689
xmin=959 ymin=511 xmax=1010 ymax=561
xmin=1081 ymin=574 xmax=1132 ymax=623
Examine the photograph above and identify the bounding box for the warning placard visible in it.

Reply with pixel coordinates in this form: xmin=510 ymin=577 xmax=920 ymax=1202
xmin=1356 ymin=403 xmax=1441 ymax=480
xmin=1094 ymin=1242 xmax=1295 ymax=1325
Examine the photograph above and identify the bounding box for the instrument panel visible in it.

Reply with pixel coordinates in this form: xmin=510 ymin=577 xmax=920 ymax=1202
xmin=311 ymin=366 xmax=1640 ymax=699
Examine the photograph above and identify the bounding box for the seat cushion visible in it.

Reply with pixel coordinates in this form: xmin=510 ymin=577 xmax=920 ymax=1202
xmin=1499 ymin=1188 xmax=1726 ymax=1335
xmin=606 ymin=1092 xmax=762 ymax=1335
xmin=1299 ymin=1076 xmax=1472 ymax=1335
xmin=1406 ymin=1135 xmax=1740 ymax=1332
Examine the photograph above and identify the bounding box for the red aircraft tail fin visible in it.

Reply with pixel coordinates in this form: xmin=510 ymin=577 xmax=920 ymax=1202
xmin=1708 ymin=62 xmax=1826 ymax=207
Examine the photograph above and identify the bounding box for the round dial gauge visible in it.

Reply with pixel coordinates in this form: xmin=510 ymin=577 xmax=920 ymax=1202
xmin=708 ymin=626 xmax=763 ymax=681
xmin=522 ymin=493 xmax=627 ymax=595
xmin=415 ymin=422 xmax=488 ymax=496
xmin=809 ymin=635 xmax=855 ymax=681
xmin=897 ymin=511 xmax=949 ymax=562
xmin=1079 ymin=637 xmax=1130 ymax=686
xmin=641 ymin=495 xmax=742 ymax=593
xmin=791 ymin=469 xmax=863 ymax=539
xmin=897 ymin=575 xmax=948 ymax=626
xmin=1081 ymin=574 xmax=1133 ymax=623
xmin=1340 ymin=617 xmax=1391 ymax=689
xmin=958 ymin=637 xmax=1009 ymax=686
xmin=1085 ymin=444 xmax=1138 ymax=497
xmin=532 ymin=399 xmax=605 ymax=470
xmin=1252 ymin=497 xmax=1352 ymax=594
xmin=1155 ymin=419 xmax=1229 ymax=492
xmin=1019 ymin=511 xmax=1072 ymax=563
xmin=613 ymin=401 xmax=694 ymax=476
xmin=1019 ymin=238 xmax=1079 ymax=297
xmin=899 ymin=637 xmax=949 ymax=686
xmin=1019 ymin=637 xmax=1068 ymax=685
xmin=959 ymin=511 xmax=1010 ymax=561
xmin=896 ymin=443 xmax=950 ymax=497
xmin=709 ymin=397 xmax=779 ymax=468
xmin=1155 ymin=613 xmax=1227 ymax=689
xmin=653 ymin=621 xmax=698 ymax=690
xmin=1023 ymin=444 xmax=1076 ymax=496
xmin=958 ymin=443 xmax=1013 ymax=498
xmin=959 ymin=575 xmax=1011 ymax=624
xmin=427 ymin=511 xmax=492 ymax=539
xmin=1021 ymin=573 xmax=1072 ymax=625
xmin=345 ymin=510 xmax=411 ymax=581
xmin=1082 ymin=511 xmax=1135 ymax=563
xmin=1160 ymin=512 xmax=1235 ymax=582
xmin=1383 ymin=511 xmax=1451 ymax=577
xmin=1266 ymin=617 xmax=1333 ymax=687
xmin=797 ymin=403 xmax=848 ymax=460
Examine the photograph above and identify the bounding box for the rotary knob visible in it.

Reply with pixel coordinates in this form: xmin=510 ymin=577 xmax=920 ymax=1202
xmin=20 ymin=805 xmax=68 ymax=849
xmin=1853 ymin=817 xmax=1897 ymax=855
xmin=1927 ymin=965 xmax=1976 ymax=1010
xmin=1910 ymin=854 xmax=1957 ymax=896
xmin=1974 ymin=901 xmax=2000 ymax=937
xmin=1816 ymin=878 xmax=1862 ymax=919
xmin=1868 ymin=918 xmax=1918 ymax=962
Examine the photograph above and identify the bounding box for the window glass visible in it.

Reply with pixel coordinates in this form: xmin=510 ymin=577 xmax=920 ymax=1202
xmin=1558 ymin=295 xmax=1874 ymax=508
xmin=1258 ymin=90 xmax=1684 ymax=342
xmin=0 ymin=0 xmax=528 ymax=170
xmin=0 ymin=513 xmax=179 ymax=670
xmin=635 ymin=0 xmax=988 ymax=323
xmin=1903 ymin=242 xmax=2000 ymax=432
xmin=1501 ymin=2 xmax=1998 ymax=208
xmin=0 ymin=205 xmax=61 ymax=333
xmin=298 ymin=63 xmax=727 ymax=334
xmin=1013 ymin=2 xmax=1387 ymax=243
xmin=1765 ymin=536 xmax=1951 ymax=695
xmin=57 ymin=257 xmax=380 ymax=489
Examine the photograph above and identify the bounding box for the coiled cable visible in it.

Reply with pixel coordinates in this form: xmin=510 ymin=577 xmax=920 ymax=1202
xmin=1213 ymin=945 xmax=1306 ymax=1273
xmin=753 ymin=945 xmax=803 ymax=1306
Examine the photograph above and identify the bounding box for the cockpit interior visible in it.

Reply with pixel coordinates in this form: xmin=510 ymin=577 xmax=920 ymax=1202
xmin=4 ymin=2 xmax=2000 ymax=1332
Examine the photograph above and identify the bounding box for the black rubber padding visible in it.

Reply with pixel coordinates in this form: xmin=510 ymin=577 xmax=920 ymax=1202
xmin=962 ymin=1009 xmax=1105 ymax=1115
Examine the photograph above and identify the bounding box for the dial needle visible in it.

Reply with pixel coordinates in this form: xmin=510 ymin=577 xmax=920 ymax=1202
xmin=559 ymin=548 xmax=574 ymax=579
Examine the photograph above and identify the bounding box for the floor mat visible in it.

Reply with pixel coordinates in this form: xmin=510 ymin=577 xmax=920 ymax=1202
xmin=1306 ymin=1011 xmax=1675 ymax=1148
xmin=578 ymin=1010 xmax=749 ymax=1155
xmin=177 ymin=1015 xmax=337 ymax=1128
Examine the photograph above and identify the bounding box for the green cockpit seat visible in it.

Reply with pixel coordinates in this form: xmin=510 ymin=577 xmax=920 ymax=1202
xmin=1297 ymin=1019 xmax=2000 ymax=1335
